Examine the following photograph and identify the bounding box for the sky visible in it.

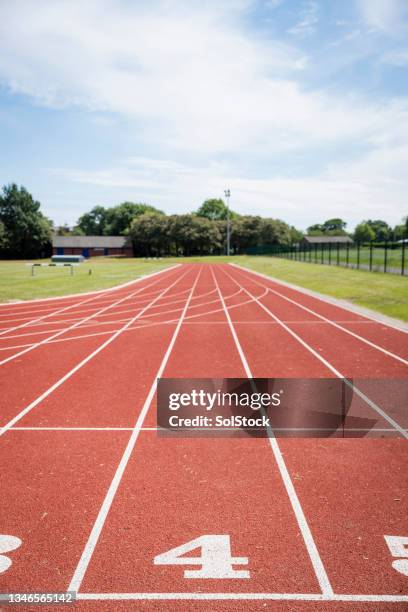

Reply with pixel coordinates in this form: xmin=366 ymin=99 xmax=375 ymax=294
xmin=0 ymin=0 xmax=407 ymax=231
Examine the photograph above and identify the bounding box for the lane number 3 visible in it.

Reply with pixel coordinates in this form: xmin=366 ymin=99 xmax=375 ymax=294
xmin=384 ymin=535 xmax=408 ymax=576
xmin=0 ymin=535 xmax=22 ymax=574
xmin=154 ymin=535 xmax=250 ymax=578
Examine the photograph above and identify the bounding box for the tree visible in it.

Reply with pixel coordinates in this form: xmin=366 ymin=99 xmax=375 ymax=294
xmin=105 ymin=202 xmax=164 ymax=235
xmin=0 ymin=220 xmax=7 ymax=250
xmin=365 ymin=219 xmax=391 ymax=242
xmin=394 ymin=216 xmax=408 ymax=240
xmin=196 ymin=199 xmax=237 ymax=221
xmin=307 ymin=219 xmax=347 ymax=236
xmin=354 ymin=222 xmax=375 ymax=243
xmin=130 ymin=213 xmax=169 ymax=256
xmin=289 ymin=226 xmax=304 ymax=244
xmin=75 ymin=201 xmax=164 ymax=236
xmin=55 ymin=224 xmax=71 ymax=236
xmin=259 ymin=218 xmax=292 ymax=245
xmin=76 ymin=206 xmax=109 ymax=235
xmin=307 ymin=223 xmax=324 ymax=235
xmin=322 ymin=218 xmax=347 ymax=234
xmin=0 ymin=183 xmax=52 ymax=258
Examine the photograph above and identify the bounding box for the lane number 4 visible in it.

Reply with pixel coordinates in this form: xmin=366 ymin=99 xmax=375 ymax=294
xmin=154 ymin=534 xmax=250 ymax=578
xmin=384 ymin=535 xmax=408 ymax=576
xmin=0 ymin=535 xmax=22 ymax=574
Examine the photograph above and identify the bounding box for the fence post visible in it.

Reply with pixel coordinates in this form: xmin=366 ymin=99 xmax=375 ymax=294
xmin=321 ymin=243 xmax=324 ymax=264
xmin=328 ymin=243 xmax=332 ymax=265
xmin=357 ymin=242 xmax=360 ymax=269
xmin=384 ymin=241 xmax=388 ymax=273
xmin=315 ymin=244 xmax=317 ymax=263
xmin=369 ymin=241 xmax=373 ymax=272
xmin=402 ymin=241 xmax=405 ymax=276
xmin=309 ymin=244 xmax=312 ymax=262
xmin=346 ymin=242 xmax=349 ymax=267
xmin=336 ymin=243 xmax=340 ymax=266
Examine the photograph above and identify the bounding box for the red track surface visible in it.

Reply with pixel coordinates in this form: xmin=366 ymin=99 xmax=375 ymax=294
xmin=0 ymin=262 xmax=407 ymax=611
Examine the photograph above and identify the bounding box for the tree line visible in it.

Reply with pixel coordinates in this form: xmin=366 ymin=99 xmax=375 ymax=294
xmin=0 ymin=183 xmax=406 ymax=258
xmin=59 ymin=197 xmax=301 ymax=256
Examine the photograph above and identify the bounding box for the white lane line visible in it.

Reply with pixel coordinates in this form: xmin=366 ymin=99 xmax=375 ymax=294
xmin=68 ymin=267 xmax=202 ymax=594
xmin=77 ymin=592 xmax=408 ymax=602
xmin=231 ymin=265 xmax=408 ymax=365
xmin=0 ymin=283 xmax=190 ymax=328
xmin=0 ymin=265 xmax=183 ymax=366
xmin=211 ymin=265 xmax=334 ymax=597
xmin=231 ymin=263 xmax=408 ymax=334
xmin=223 ymin=266 xmax=408 ymax=440
xmin=0 ymin=286 xmax=129 ymax=338
xmin=0 ymin=267 xmax=191 ymax=437
xmin=0 ymin=284 xmax=206 ymax=342
xmin=68 ymin=267 xmax=201 ymax=591
xmin=0 ymin=288 xmax=256 ymax=352
xmin=0 ymin=286 xmax=223 ymax=342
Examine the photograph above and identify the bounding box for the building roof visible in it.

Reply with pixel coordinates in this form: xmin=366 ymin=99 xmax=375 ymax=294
xmin=302 ymin=235 xmax=354 ymax=244
xmin=52 ymin=235 xmax=131 ymax=248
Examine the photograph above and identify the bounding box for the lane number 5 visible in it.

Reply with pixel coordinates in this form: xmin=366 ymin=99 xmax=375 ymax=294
xmin=154 ymin=534 xmax=250 ymax=578
xmin=384 ymin=535 xmax=408 ymax=576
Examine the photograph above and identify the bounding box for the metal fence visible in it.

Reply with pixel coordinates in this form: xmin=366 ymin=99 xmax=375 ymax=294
xmin=250 ymin=242 xmax=407 ymax=276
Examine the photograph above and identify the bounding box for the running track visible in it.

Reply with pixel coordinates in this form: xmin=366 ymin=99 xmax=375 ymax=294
xmin=0 ymin=262 xmax=407 ymax=611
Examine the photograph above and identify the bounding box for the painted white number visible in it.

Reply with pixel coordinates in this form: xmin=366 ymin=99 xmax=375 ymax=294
xmin=384 ymin=535 xmax=408 ymax=576
xmin=154 ymin=535 xmax=249 ymax=578
xmin=0 ymin=535 xmax=22 ymax=574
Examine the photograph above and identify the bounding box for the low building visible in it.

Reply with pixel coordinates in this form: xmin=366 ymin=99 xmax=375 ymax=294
xmin=300 ymin=235 xmax=354 ymax=247
xmin=52 ymin=235 xmax=133 ymax=257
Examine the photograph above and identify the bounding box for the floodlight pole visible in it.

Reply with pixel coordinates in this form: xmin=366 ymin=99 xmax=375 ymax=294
xmin=224 ymin=189 xmax=231 ymax=256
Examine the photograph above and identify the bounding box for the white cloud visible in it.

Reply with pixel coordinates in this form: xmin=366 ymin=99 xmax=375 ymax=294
xmin=0 ymin=0 xmax=407 ymax=227
xmin=357 ymin=0 xmax=408 ymax=33
xmin=287 ymin=1 xmax=319 ymax=36
xmin=381 ymin=49 xmax=408 ymax=66
xmin=1 ymin=0 xmax=405 ymax=157
xmin=50 ymin=152 xmax=407 ymax=229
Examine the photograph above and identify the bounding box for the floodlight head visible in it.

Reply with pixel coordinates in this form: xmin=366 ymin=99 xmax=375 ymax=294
xmin=224 ymin=189 xmax=230 ymax=198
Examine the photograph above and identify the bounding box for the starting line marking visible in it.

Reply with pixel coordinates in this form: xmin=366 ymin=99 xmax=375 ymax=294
xmin=76 ymin=592 xmax=408 ymax=602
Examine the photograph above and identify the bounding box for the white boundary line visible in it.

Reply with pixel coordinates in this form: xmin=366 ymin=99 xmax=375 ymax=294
xmin=211 ymin=265 xmax=334 ymax=597
xmin=231 ymin=263 xmax=408 ymax=333
xmin=0 ymin=290 xmax=121 ymax=338
xmin=222 ymin=266 xmax=408 ymax=439
xmin=0 ymin=265 xmax=184 ymax=366
xmin=68 ymin=267 xmax=202 ymax=593
xmin=0 ymin=264 xmax=180 ymax=307
xmin=77 ymin=592 xmax=408 ymax=602
xmin=0 ymin=283 xmax=212 ymax=331
xmin=0 ymin=288 xmax=262 ymax=352
xmin=0 ymin=266 xmax=191 ymax=437
xmin=6 ymin=426 xmax=406 ymax=433
xmin=231 ymin=265 xmax=408 ymax=366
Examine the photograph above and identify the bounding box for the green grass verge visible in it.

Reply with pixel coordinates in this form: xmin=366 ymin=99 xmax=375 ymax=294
xmin=1 ymin=255 xmax=407 ymax=323
xmin=235 ymin=256 xmax=408 ymax=322
xmin=0 ymin=258 xmax=173 ymax=302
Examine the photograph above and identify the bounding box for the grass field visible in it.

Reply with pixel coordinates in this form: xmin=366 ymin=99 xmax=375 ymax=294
xmin=0 ymin=258 xmax=172 ymax=302
xmin=1 ymin=255 xmax=407 ymax=322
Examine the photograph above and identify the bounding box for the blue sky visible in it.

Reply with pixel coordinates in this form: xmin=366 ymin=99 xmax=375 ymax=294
xmin=0 ymin=0 xmax=407 ymax=230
